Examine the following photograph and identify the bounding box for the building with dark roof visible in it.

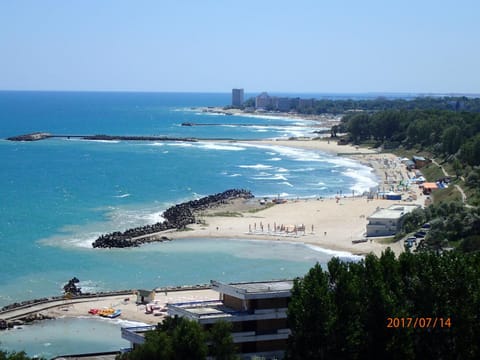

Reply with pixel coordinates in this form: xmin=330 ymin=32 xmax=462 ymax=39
xmin=122 ymin=279 xmax=293 ymax=359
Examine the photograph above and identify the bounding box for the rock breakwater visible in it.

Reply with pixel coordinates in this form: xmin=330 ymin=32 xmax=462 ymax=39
xmin=92 ymin=189 xmax=254 ymax=248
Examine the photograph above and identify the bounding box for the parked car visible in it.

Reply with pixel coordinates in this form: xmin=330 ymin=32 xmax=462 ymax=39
xmin=405 ymin=237 xmax=418 ymax=248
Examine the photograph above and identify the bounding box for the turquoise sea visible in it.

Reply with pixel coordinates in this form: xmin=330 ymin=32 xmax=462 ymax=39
xmin=0 ymin=91 xmax=378 ymax=357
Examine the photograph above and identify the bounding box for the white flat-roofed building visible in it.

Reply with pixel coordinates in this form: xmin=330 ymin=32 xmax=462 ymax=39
xmin=168 ymin=279 xmax=293 ymax=359
xmin=366 ymin=204 xmax=420 ymax=237
xmin=232 ymin=88 xmax=244 ymax=107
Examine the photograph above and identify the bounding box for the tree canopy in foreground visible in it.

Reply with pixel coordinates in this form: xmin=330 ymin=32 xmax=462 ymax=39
xmin=116 ymin=317 xmax=238 ymax=360
xmin=0 ymin=351 xmax=42 ymax=360
xmin=286 ymin=249 xmax=480 ymax=360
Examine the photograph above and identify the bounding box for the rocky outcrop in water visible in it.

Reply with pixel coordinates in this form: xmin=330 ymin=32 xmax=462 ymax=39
xmin=63 ymin=277 xmax=82 ymax=296
xmin=92 ymin=189 xmax=253 ymax=248
xmin=7 ymin=132 xmax=51 ymax=141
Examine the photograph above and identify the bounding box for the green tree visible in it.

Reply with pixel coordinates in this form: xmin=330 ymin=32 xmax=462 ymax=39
xmin=346 ymin=113 xmax=370 ymax=144
xmin=461 ymin=134 xmax=480 ymax=165
xmin=452 ymin=158 xmax=462 ymax=179
xmin=286 ymin=251 xmax=480 ymax=359
xmin=286 ymin=264 xmax=336 ymax=359
xmin=117 ymin=317 xmax=207 ymax=360
xmin=208 ymin=320 xmax=238 ymax=360
xmin=442 ymin=125 xmax=463 ymax=154
xmin=0 ymin=351 xmax=41 ymax=360
xmin=171 ymin=318 xmax=207 ymax=360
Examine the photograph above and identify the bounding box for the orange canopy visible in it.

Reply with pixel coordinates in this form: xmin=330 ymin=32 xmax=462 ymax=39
xmin=423 ymin=182 xmax=438 ymax=190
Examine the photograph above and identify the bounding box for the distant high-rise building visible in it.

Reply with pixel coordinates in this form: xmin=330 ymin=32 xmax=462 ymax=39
xmin=255 ymin=92 xmax=271 ymax=109
xmin=232 ymin=88 xmax=244 ymax=107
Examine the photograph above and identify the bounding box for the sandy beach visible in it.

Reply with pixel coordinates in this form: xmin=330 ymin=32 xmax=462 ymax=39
xmin=196 ymin=106 xmax=342 ymax=124
xmin=166 ymin=138 xmax=423 ymax=257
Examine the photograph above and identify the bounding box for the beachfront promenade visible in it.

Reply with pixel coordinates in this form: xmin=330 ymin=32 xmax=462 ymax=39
xmin=0 ymin=291 xmax=133 ymax=322
xmin=0 ymin=286 xmax=217 ymax=326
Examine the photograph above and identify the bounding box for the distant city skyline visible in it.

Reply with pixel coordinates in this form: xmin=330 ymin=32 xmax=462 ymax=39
xmin=1 ymin=0 xmax=479 ymax=94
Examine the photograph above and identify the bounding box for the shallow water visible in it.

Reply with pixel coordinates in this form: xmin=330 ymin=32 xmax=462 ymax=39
xmin=0 ymin=317 xmax=136 ymax=359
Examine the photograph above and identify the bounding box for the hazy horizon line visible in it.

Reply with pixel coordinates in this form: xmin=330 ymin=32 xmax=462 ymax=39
xmin=1 ymin=89 xmax=479 ymax=97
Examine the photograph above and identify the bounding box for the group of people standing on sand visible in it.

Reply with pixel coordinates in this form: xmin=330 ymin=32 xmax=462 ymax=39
xmin=248 ymin=222 xmax=312 ymax=236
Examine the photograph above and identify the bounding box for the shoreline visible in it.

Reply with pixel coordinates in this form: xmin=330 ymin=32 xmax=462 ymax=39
xmin=0 ymin=138 xmax=424 ymax=325
xmin=162 ymin=137 xmax=422 ymax=257
xmin=195 ymin=106 xmax=342 ymax=124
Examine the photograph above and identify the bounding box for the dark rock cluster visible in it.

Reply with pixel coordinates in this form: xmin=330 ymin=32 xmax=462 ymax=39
xmin=0 ymin=313 xmax=54 ymax=329
xmin=63 ymin=277 xmax=82 ymax=296
xmin=92 ymin=189 xmax=253 ymax=248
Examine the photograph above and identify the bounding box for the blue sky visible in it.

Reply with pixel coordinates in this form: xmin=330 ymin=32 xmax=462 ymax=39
xmin=1 ymin=0 xmax=478 ymax=93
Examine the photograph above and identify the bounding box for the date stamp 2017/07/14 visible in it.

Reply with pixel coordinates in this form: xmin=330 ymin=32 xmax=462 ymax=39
xmin=386 ymin=317 xmax=451 ymax=329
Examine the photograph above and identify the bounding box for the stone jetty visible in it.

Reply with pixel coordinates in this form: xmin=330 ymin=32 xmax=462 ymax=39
xmin=92 ymin=189 xmax=254 ymax=248
xmin=6 ymin=132 xmax=199 ymax=142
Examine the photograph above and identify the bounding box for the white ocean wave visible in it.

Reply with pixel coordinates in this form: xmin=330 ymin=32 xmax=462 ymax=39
xmin=291 ymin=167 xmax=316 ymax=172
xmin=77 ymin=279 xmax=104 ymax=293
xmin=198 ymin=142 xmax=246 ymax=151
xmin=267 ymin=157 xmax=282 ymax=161
xmin=253 ymin=174 xmax=288 ymax=181
xmin=238 ymin=164 xmax=272 ymax=170
xmin=243 ymin=144 xmax=325 ymax=162
xmin=110 ymin=318 xmax=150 ymax=327
xmin=196 ymin=111 xmax=226 ymax=116
xmin=167 ymin=142 xmax=194 ymax=147
xmin=342 ymin=167 xmax=378 ymax=193
xmin=307 ymin=182 xmax=328 ymax=190
xmin=38 ymin=233 xmax=101 ymax=249
xmin=279 ymin=181 xmax=294 ymax=187
xmin=72 ymin=139 xmax=121 ymax=144
xmin=304 ymin=244 xmax=364 ymax=261
xmin=114 ymin=193 xmax=131 ymax=198
xmin=243 ymin=142 xmax=378 ymax=196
